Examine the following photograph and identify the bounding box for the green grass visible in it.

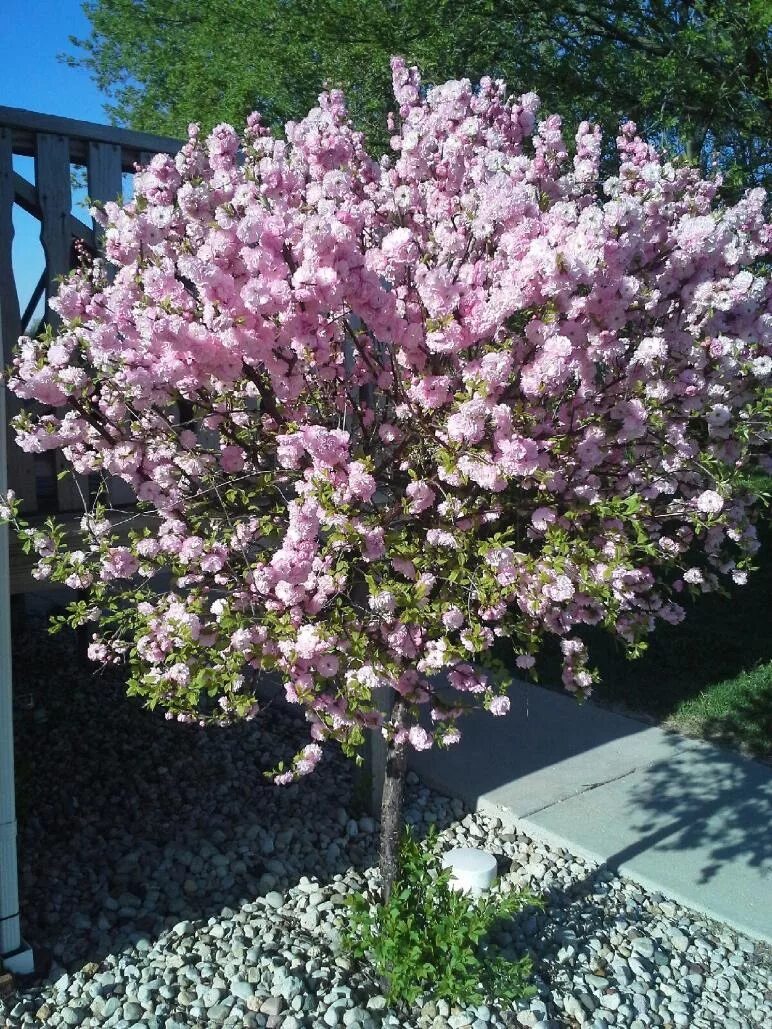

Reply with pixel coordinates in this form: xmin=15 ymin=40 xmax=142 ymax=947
xmin=514 ymin=517 xmax=772 ymax=760
xmin=669 ymin=662 xmax=772 ymax=757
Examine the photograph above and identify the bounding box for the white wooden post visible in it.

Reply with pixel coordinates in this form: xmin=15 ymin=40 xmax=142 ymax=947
xmin=0 ymin=329 xmax=33 ymax=974
xmin=0 ymin=124 xmax=34 ymax=974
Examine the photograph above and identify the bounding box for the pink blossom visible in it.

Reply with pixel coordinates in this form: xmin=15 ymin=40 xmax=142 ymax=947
xmin=361 ymin=527 xmax=385 ymax=561
xmin=369 ymin=590 xmax=396 ymax=614
xmin=7 ymin=59 xmax=768 ymax=781
xmin=295 ymin=743 xmax=323 ymax=775
xmin=316 ymin=654 xmax=340 ymax=678
xmin=442 ymin=607 xmax=464 ymax=630
xmin=382 ymin=227 xmax=417 ymax=264
xmin=405 ymin=480 xmax=436 ymax=514
xmin=102 ymin=548 xmax=140 ymax=580
xmin=347 ymin=461 xmax=377 ymax=502
xmin=220 ymin=445 xmax=246 ymax=473
xmin=489 ymin=696 xmax=510 ymax=716
xmin=531 ymin=508 xmax=557 ymax=532
xmin=408 ymin=725 xmax=433 ymax=751
xmin=696 ymin=490 xmax=724 ymax=515
xmin=391 ymin=558 xmax=416 ymax=579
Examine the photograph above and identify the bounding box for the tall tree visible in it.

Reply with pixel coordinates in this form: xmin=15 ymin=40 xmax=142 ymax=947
xmin=69 ymin=1 xmax=770 ymax=187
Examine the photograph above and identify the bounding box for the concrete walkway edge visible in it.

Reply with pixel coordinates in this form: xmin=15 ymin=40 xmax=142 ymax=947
xmin=409 ymin=681 xmax=772 ymax=944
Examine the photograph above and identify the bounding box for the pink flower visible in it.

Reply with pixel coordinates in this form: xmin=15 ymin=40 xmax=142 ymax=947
xmin=391 ymin=558 xmax=416 ymax=579
xmin=531 ymin=508 xmax=556 ymax=532
xmin=277 ymin=434 xmax=305 ymax=469
xmin=426 ymin=529 xmax=458 ymax=548
xmin=295 ymin=624 xmax=324 ymax=659
xmin=295 ymin=743 xmax=323 ymax=775
xmin=545 ymin=575 xmax=575 ymax=602
xmin=405 ymin=480 xmax=436 ymax=514
xmin=442 ymin=607 xmax=464 ymax=630
xmin=489 ymin=695 xmax=510 ymax=716
xmin=316 ymin=654 xmax=340 ymax=678
xmin=361 ymin=528 xmax=385 ymax=561
xmin=102 ymin=548 xmax=139 ymax=580
xmin=408 ymin=725 xmax=433 ymax=751
xmin=382 ymin=227 xmax=417 ymax=263
xmin=347 ymin=461 xmax=377 ymax=502
xmin=220 ymin=445 xmax=246 ymax=473
xmin=369 ymin=590 xmax=396 ymax=614
xmin=448 ymin=664 xmax=488 ymax=694
xmin=407 ymin=376 xmax=454 ymax=410
xmin=696 ymin=490 xmax=724 ymax=516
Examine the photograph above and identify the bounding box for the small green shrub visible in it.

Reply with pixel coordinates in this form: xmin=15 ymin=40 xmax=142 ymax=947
xmin=345 ymin=826 xmax=541 ymax=1009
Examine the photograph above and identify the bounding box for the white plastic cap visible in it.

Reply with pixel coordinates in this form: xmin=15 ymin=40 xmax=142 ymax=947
xmin=441 ymin=847 xmax=498 ymax=896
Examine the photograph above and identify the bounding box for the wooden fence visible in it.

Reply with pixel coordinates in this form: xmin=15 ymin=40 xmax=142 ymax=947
xmin=0 ymin=107 xmax=182 ymax=592
xmin=0 ymin=105 xmax=182 ymax=517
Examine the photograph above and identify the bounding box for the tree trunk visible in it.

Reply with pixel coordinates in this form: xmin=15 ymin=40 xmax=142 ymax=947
xmin=357 ymin=683 xmax=393 ymax=818
xmin=378 ymin=698 xmax=408 ymax=904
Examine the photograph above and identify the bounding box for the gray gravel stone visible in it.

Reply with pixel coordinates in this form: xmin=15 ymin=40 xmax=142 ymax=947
xmin=260 ymin=995 xmax=285 ymax=1016
xmin=631 ymin=938 xmax=655 ymax=959
xmin=61 ymin=1008 xmax=87 ymax=1027
xmin=2 ymin=628 xmax=770 ymax=1029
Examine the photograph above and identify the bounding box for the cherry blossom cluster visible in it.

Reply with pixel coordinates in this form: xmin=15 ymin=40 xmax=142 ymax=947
xmin=3 ymin=59 xmax=770 ymax=781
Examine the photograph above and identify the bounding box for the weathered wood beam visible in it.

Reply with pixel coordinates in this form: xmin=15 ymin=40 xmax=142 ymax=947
xmin=35 ymin=132 xmax=87 ymax=513
xmin=0 ymin=128 xmax=37 ymax=511
xmin=35 ymin=134 xmax=72 ymax=321
xmin=0 ymin=105 xmax=181 ymax=170
xmin=20 ymin=271 xmax=45 ymax=335
xmin=87 ymin=139 xmax=122 ymax=245
xmin=86 ymin=140 xmax=135 ymax=506
xmin=13 ymin=172 xmax=95 ymax=249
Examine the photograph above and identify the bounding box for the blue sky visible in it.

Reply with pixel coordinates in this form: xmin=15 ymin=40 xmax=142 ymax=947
xmin=3 ymin=1 xmax=111 ymax=317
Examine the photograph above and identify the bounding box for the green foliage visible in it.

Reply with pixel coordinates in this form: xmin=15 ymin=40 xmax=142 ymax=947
xmin=526 ymin=509 xmax=772 ymax=757
xmin=344 ymin=827 xmax=540 ymax=1008
xmin=70 ymin=1 xmax=770 ymax=187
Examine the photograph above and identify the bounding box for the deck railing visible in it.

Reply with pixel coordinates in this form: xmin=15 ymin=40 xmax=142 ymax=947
xmin=0 ymin=105 xmax=182 ymax=518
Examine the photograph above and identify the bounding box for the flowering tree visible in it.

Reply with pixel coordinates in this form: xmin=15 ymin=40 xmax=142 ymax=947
xmin=3 ymin=60 xmax=770 ymax=899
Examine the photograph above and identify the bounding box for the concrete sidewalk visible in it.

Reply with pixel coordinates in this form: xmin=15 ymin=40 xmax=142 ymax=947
xmin=409 ymin=681 xmax=772 ymax=943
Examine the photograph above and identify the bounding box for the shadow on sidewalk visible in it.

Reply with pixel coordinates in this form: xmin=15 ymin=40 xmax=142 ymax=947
xmin=619 ymin=733 xmax=772 ymax=886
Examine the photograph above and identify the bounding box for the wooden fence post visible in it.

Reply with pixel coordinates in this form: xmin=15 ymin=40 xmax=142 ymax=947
xmin=0 ymin=129 xmax=37 ymax=512
xmin=36 ymin=132 xmax=87 ymax=513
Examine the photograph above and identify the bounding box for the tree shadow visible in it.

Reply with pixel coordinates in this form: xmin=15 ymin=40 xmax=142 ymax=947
xmin=618 ymin=732 xmax=772 ymax=888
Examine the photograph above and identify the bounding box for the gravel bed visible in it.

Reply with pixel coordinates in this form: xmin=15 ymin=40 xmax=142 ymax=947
xmin=2 ymin=608 xmax=770 ymax=1028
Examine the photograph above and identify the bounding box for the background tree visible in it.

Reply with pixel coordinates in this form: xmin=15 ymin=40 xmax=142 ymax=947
xmin=69 ymin=0 xmax=771 ymax=188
